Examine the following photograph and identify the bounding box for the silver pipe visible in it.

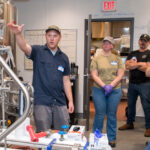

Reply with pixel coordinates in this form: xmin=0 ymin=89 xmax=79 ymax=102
xmin=0 ymin=55 xmax=31 ymax=141
xmin=2 ymin=92 xmax=6 ymax=129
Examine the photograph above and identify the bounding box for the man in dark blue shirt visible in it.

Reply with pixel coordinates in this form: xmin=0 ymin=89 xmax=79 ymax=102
xmin=7 ymin=23 xmax=74 ymax=132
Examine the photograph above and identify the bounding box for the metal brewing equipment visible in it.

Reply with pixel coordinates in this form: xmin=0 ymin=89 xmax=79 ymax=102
xmin=0 ymin=0 xmax=17 ymax=63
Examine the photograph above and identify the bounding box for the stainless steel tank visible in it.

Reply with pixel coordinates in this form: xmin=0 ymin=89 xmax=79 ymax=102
xmin=0 ymin=0 xmax=17 ymax=65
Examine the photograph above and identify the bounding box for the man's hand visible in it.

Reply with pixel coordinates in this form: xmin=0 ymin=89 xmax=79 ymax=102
xmin=103 ymin=85 xmax=113 ymax=96
xmin=126 ymin=59 xmax=139 ymax=70
xmin=68 ymin=101 xmax=74 ymax=113
xmin=7 ymin=23 xmax=24 ymax=35
xmin=7 ymin=22 xmax=31 ymax=56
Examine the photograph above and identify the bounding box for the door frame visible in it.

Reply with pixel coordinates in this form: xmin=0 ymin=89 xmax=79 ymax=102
xmin=83 ymin=17 xmax=134 ymax=130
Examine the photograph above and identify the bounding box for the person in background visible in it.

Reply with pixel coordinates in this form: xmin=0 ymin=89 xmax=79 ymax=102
xmin=7 ymin=22 xmax=74 ymax=132
xmin=118 ymin=34 xmax=150 ymax=137
xmin=90 ymin=36 xmax=125 ymax=148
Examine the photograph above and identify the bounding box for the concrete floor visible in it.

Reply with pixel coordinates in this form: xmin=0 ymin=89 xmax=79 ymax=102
xmin=84 ymin=117 xmax=149 ymax=150
xmin=113 ymin=121 xmax=148 ymax=150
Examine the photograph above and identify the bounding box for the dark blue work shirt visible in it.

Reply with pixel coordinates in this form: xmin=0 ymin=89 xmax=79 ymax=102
xmin=28 ymin=44 xmax=70 ymax=106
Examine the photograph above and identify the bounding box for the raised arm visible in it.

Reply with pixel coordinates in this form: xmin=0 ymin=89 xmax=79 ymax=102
xmin=7 ymin=23 xmax=31 ymax=56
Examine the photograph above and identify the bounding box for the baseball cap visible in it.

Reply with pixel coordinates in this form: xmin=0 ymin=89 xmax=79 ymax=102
xmin=45 ymin=25 xmax=61 ymax=34
xmin=103 ymin=36 xmax=114 ymax=45
xmin=139 ymin=34 xmax=150 ymax=42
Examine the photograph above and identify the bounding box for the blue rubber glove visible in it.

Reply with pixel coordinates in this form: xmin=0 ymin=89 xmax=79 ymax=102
xmin=103 ymin=85 xmax=113 ymax=96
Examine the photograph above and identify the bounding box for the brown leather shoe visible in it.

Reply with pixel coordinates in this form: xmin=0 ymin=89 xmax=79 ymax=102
xmin=118 ymin=123 xmax=134 ymax=130
xmin=109 ymin=141 xmax=116 ymax=148
xmin=144 ymin=129 xmax=150 ymax=137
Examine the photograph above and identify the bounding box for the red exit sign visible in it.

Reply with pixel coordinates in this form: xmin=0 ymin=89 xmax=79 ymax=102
xmin=102 ymin=0 xmax=116 ymax=11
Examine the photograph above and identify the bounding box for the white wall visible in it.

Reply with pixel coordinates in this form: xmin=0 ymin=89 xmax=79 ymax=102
xmin=14 ymin=0 xmax=150 ymax=114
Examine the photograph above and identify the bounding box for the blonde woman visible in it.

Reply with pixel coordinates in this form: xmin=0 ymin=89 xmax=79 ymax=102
xmin=90 ymin=36 xmax=125 ymax=147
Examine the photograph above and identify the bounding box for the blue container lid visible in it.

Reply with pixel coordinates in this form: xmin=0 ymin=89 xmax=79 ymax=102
xmin=61 ymin=125 xmax=69 ymax=129
xmin=94 ymin=129 xmax=102 ymax=138
xmin=58 ymin=131 xmax=66 ymax=135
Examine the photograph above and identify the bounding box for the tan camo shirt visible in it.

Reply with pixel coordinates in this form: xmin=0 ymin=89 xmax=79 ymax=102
xmin=90 ymin=53 xmax=125 ymax=89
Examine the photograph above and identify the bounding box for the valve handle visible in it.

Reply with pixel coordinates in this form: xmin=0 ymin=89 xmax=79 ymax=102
xmin=26 ymin=125 xmax=39 ymax=142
